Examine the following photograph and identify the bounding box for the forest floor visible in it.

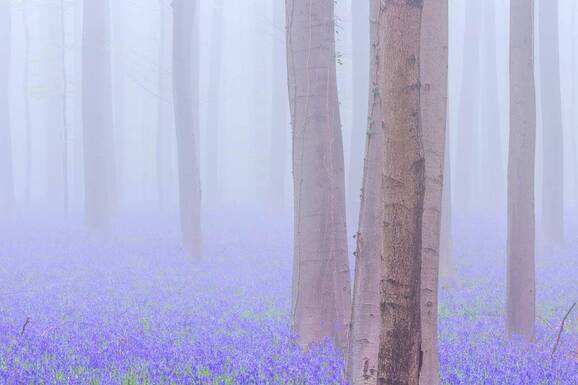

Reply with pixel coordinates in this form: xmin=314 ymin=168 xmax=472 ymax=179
xmin=0 ymin=210 xmax=576 ymax=384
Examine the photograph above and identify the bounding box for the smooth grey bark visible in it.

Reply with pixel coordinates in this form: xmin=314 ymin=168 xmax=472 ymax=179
xmin=420 ymin=1 xmax=448 ymax=384
xmin=346 ymin=0 xmax=369 ymax=231
xmin=0 ymin=1 xmax=14 ymax=212
xmin=172 ymin=0 xmax=202 ymax=259
xmin=455 ymin=0 xmax=481 ymax=212
xmin=376 ymin=2 xmax=424 ymax=384
xmin=347 ymin=1 xmax=384 ymax=382
xmin=268 ymin=0 xmax=288 ymax=213
xmin=480 ymin=0 xmax=505 ymax=211
xmin=507 ymin=0 xmax=536 ymax=342
xmin=205 ymin=0 xmax=224 ymax=208
xmin=286 ymin=0 xmax=351 ymax=350
xmin=539 ymin=0 xmax=564 ymax=244
xmin=82 ymin=0 xmax=116 ymax=235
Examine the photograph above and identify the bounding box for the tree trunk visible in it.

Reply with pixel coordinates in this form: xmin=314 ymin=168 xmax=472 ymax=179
xmin=111 ymin=0 xmax=124 ymax=211
xmin=268 ymin=0 xmax=289 ymax=214
xmin=82 ymin=0 xmax=116 ymax=235
xmin=454 ymin=0 xmax=481 ymax=212
xmin=507 ymin=0 xmax=536 ymax=343
xmin=172 ymin=0 xmax=202 ymax=259
xmin=205 ymin=0 xmax=224 ymax=208
xmin=23 ymin=2 xmax=31 ymax=204
xmin=419 ymin=1 xmax=448 ymax=384
xmin=539 ymin=0 xmax=564 ymax=244
xmin=347 ymin=1 xmax=385 ymax=382
xmin=0 ymin=1 xmax=14 ymax=213
xmin=347 ymin=0 xmax=370 ymax=232
xmin=285 ymin=0 xmax=351 ymax=350
xmin=61 ymin=0 xmax=69 ymax=212
xmin=376 ymin=2 xmax=424 ymax=385
xmin=439 ymin=121 xmax=456 ymax=284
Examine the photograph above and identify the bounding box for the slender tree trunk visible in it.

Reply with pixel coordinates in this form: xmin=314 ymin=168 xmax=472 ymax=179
xmin=82 ymin=0 xmax=116 ymax=235
xmin=0 ymin=1 xmax=14 ymax=213
xmin=346 ymin=0 xmax=370 ymax=231
xmin=419 ymin=1 xmax=448 ymax=384
xmin=439 ymin=120 xmax=456 ymax=284
xmin=376 ymin=2 xmax=424 ymax=384
xmin=507 ymin=0 xmax=536 ymax=343
xmin=539 ymin=0 xmax=564 ymax=244
xmin=111 ymin=0 xmax=124 ymax=211
xmin=172 ymin=0 xmax=202 ymax=259
xmin=268 ymin=0 xmax=288 ymax=214
xmin=23 ymin=2 xmax=31 ymax=204
xmin=347 ymin=1 xmax=385 ymax=382
xmin=157 ymin=0 xmax=167 ymax=208
xmin=61 ymin=0 xmax=69 ymax=212
xmin=455 ymin=0 xmax=481 ymax=212
xmin=205 ymin=0 xmax=224 ymax=208
xmin=285 ymin=0 xmax=351 ymax=350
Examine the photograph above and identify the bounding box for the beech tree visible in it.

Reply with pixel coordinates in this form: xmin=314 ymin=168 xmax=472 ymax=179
xmin=0 ymin=0 xmax=14 ymax=213
xmin=376 ymin=1 xmax=425 ymax=384
xmin=507 ymin=0 xmax=536 ymax=342
xmin=82 ymin=0 xmax=116 ymax=235
xmin=347 ymin=0 xmax=385 ymax=381
xmin=172 ymin=0 xmax=202 ymax=259
xmin=539 ymin=0 xmax=564 ymax=244
xmin=420 ymin=1 xmax=448 ymax=384
xmin=285 ymin=0 xmax=351 ymax=350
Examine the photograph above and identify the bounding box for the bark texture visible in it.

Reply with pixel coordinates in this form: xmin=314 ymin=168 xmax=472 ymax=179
xmin=419 ymin=1 xmax=448 ymax=384
xmin=0 ymin=1 xmax=14 ymax=212
xmin=286 ymin=0 xmax=351 ymax=350
xmin=82 ymin=0 xmax=116 ymax=235
xmin=376 ymin=2 xmax=425 ymax=385
xmin=507 ymin=0 xmax=536 ymax=342
xmin=172 ymin=0 xmax=202 ymax=259
xmin=539 ymin=0 xmax=564 ymax=244
xmin=347 ymin=1 xmax=385 ymax=382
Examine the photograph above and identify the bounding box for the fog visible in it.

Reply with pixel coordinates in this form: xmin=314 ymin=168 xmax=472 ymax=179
xmin=0 ymin=1 xmax=576 ymax=384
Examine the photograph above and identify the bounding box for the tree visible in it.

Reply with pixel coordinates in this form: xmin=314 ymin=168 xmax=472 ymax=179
xmin=172 ymin=0 xmax=202 ymax=259
xmin=539 ymin=0 xmax=564 ymax=244
xmin=420 ymin=1 xmax=448 ymax=384
xmin=285 ymin=0 xmax=351 ymax=350
xmin=205 ymin=0 xmax=224 ymax=208
xmin=23 ymin=1 xmax=31 ymax=204
xmin=376 ymin=1 xmax=424 ymax=384
xmin=0 ymin=0 xmax=14 ymax=213
xmin=347 ymin=0 xmax=370 ymax=231
xmin=268 ymin=0 xmax=289 ymax=213
xmin=82 ymin=0 xmax=116 ymax=235
xmin=347 ymin=0 xmax=385 ymax=381
xmin=111 ymin=0 xmax=125 ymax=210
xmin=439 ymin=122 xmax=456 ymax=284
xmin=507 ymin=0 xmax=536 ymax=342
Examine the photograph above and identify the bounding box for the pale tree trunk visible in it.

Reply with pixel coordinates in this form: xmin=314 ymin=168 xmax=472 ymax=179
xmin=285 ymin=0 xmax=351 ymax=350
xmin=419 ymin=1 xmax=448 ymax=384
xmin=61 ymin=0 xmax=69 ymax=212
xmin=376 ymin=2 xmax=424 ymax=385
xmin=539 ymin=0 xmax=564 ymax=244
xmin=346 ymin=0 xmax=369 ymax=231
xmin=157 ymin=0 xmax=168 ymax=208
xmin=507 ymin=0 xmax=536 ymax=343
xmin=268 ymin=0 xmax=288 ymax=214
xmin=480 ymin=0 xmax=506 ymax=211
xmin=0 ymin=1 xmax=14 ymax=213
xmin=111 ymin=0 xmax=124 ymax=211
xmin=172 ymin=0 xmax=202 ymax=259
xmin=347 ymin=1 xmax=385 ymax=382
xmin=205 ymin=0 xmax=224 ymax=208
xmin=455 ymin=0 xmax=481 ymax=212
xmin=82 ymin=0 xmax=116 ymax=235
xmin=23 ymin=2 xmax=31 ymax=204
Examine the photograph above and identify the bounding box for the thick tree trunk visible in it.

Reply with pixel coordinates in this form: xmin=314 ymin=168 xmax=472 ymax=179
xmin=346 ymin=0 xmax=370 ymax=232
xmin=205 ymin=0 xmax=224 ymax=208
xmin=0 ymin=1 xmax=14 ymax=213
xmin=507 ymin=0 xmax=536 ymax=343
xmin=347 ymin=1 xmax=385 ymax=382
xmin=454 ymin=0 xmax=481 ymax=212
xmin=172 ymin=0 xmax=202 ymax=259
xmin=285 ymin=0 xmax=351 ymax=350
xmin=539 ymin=0 xmax=564 ymax=244
xmin=376 ymin=2 xmax=425 ymax=385
xmin=419 ymin=1 xmax=448 ymax=384
xmin=82 ymin=0 xmax=116 ymax=235
xmin=268 ymin=0 xmax=289 ymax=214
